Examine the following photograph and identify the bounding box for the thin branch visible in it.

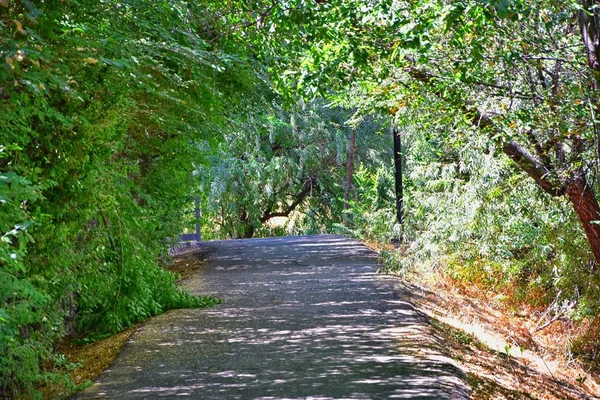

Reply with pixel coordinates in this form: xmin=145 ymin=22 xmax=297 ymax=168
xmin=261 ymin=177 xmax=316 ymax=222
xmin=406 ymin=66 xmax=566 ymax=197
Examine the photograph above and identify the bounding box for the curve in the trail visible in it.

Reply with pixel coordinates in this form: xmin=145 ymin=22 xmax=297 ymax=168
xmin=77 ymin=235 xmax=470 ymax=399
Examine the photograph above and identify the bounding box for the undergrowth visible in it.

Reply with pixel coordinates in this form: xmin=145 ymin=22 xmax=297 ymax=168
xmin=1 ymin=2 xmax=232 ymax=397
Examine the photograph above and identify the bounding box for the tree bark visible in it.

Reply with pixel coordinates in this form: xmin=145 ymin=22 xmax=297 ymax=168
xmin=566 ymin=173 xmax=600 ymax=268
xmin=243 ymin=224 xmax=255 ymax=238
xmin=343 ymin=128 xmax=356 ymax=225
xmin=579 ymin=0 xmax=600 ymax=80
xmin=393 ymin=126 xmax=404 ymax=226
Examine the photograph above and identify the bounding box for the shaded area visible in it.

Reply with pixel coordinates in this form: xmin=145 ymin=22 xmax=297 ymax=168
xmin=41 ymin=327 xmax=137 ymax=399
xmin=166 ymin=249 xmax=212 ymax=281
xmin=76 ymin=235 xmax=469 ymax=399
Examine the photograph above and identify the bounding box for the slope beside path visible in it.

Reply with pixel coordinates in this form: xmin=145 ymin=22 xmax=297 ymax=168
xmin=76 ymin=235 xmax=470 ymax=399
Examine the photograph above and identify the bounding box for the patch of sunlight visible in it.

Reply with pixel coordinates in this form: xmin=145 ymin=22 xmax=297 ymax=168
xmin=437 ymin=314 xmax=559 ymax=374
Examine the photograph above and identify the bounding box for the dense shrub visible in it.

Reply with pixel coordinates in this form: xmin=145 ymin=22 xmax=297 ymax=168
xmin=0 ymin=1 xmax=244 ymax=396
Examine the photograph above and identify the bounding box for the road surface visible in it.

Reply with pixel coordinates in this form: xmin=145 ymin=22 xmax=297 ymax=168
xmin=77 ymin=235 xmax=470 ymax=399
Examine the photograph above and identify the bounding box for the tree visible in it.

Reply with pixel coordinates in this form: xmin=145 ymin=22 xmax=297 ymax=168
xmin=198 ymin=98 xmax=351 ymax=239
xmin=223 ymin=0 xmax=600 ymax=266
xmin=1 ymin=1 xmax=251 ymax=395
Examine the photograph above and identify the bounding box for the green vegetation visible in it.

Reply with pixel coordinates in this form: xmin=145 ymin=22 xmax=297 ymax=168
xmin=1 ymin=1 xmax=231 ymax=396
xmin=197 ymin=96 xmax=390 ymax=239
xmin=3 ymin=0 xmax=600 ymax=397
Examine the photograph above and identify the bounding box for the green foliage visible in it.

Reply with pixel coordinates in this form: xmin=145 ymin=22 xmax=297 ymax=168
xmin=0 ymin=1 xmax=239 ymax=397
xmin=0 ymin=169 xmax=59 ymax=398
xmin=338 ymin=164 xmax=400 ymax=242
xmin=198 ymin=98 xmax=350 ymax=239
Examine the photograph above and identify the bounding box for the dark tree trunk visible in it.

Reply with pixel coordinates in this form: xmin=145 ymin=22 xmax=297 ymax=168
xmin=579 ymin=0 xmax=600 ymax=79
xmin=243 ymin=224 xmax=255 ymax=238
xmin=392 ymin=126 xmax=404 ymax=226
xmin=238 ymin=207 xmax=254 ymax=239
xmin=566 ymin=173 xmax=600 ymax=268
xmin=343 ymin=128 xmax=356 ymax=225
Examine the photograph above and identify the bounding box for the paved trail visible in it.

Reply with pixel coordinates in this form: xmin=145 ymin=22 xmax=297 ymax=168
xmin=78 ymin=235 xmax=470 ymax=399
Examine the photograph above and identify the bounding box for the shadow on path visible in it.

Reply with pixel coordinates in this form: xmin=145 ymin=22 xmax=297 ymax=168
xmin=76 ymin=235 xmax=470 ymax=399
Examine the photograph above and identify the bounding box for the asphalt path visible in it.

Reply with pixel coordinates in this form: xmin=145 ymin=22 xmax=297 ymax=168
xmin=77 ymin=235 xmax=470 ymax=399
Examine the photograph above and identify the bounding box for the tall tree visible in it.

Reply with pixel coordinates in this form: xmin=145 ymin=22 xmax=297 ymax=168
xmin=197 ymin=99 xmax=350 ymax=239
xmin=225 ymin=0 xmax=600 ymax=265
xmin=343 ymin=128 xmax=357 ymax=222
xmin=392 ymin=126 xmax=404 ymax=229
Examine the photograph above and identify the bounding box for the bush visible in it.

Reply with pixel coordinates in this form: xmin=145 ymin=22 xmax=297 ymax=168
xmin=1 ymin=2 xmax=235 ymax=397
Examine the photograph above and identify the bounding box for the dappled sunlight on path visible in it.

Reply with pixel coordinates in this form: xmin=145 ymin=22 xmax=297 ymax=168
xmin=76 ymin=235 xmax=469 ymax=399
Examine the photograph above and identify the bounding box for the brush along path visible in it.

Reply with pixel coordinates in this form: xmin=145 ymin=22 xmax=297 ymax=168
xmin=76 ymin=235 xmax=469 ymax=399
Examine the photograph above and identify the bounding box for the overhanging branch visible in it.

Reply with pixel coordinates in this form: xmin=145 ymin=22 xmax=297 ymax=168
xmin=260 ymin=177 xmax=316 ymax=222
xmin=406 ymin=67 xmax=566 ymax=197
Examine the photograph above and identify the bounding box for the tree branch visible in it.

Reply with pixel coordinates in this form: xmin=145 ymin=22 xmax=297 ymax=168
xmin=406 ymin=67 xmax=566 ymax=197
xmin=260 ymin=177 xmax=316 ymax=222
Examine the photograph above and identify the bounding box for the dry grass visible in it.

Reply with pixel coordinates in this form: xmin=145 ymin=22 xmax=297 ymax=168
xmin=363 ymin=239 xmax=600 ymax=398
xmin=60 ymin=328 xmax=137 ymax=385
xmin=41 ymin=249 xmax=211 ymax=399
xmin=400 ymin=270 xmax=600 ymax=399
xmin=40 ymin=327 xmax=137 ymax=399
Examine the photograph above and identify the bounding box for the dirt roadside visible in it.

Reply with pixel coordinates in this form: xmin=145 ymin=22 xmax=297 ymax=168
xmin=400 ymin=273 xmax=600 ymax=399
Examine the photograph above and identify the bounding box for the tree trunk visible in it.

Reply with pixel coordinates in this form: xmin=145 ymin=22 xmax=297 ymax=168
xmin=343 ymin=128 xmax=356 ymax=225
xmin=579 ymin=0 xmax=600 ymax=79
xmin=243 ymin=224 xmax=255 ymax=238
xmin=238 ymin=207 xmax=254 ymax=239
xmin=572 ymin=2 xmax=600 ymax=266
xmin=393 ymin=126 xmax=404 ymax=226
xmin=566 ymin=173 xmax=600 ymax=268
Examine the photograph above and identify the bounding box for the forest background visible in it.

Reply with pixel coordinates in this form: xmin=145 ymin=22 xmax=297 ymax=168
xmin=2 ymin=0 xmax=600 ymax=398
